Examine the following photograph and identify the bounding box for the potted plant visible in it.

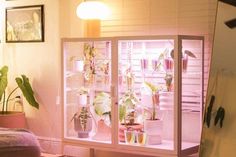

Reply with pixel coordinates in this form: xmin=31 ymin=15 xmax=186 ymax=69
xmin=71 ymin=87 xmax=92 ymax=138
xmin=71 ymin=106 xmax=92 ymax=138
xmin=92 ymin=92 xmax=111 ymax=141
xmin=118 ymin=89 xmax=143 ymax=142
xmin=77 ymin=87 xmax=89 ymax=106
xmin=141 ymin=81 xmax=163 ymax=145
xmin=0 ymin=65 xmax=39 ymax=128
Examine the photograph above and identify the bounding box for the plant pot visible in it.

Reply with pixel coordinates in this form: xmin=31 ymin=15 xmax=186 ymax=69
xmin=74 ymin=60 xmax=84 ymax=72
xmin=92 ymin=119 xmax=111 ymax=141
xmin=77 ymin=94 xmax=87 ymax=106
xmin=144 ymin=119 xmax=163 ymax=145
xmin=119 ymin=123 xmax=143 ymax=142
xmin=0 ymin=112 xmax=26 ymax=128
xmin=74 ymin=116 xmax=92 ymax=138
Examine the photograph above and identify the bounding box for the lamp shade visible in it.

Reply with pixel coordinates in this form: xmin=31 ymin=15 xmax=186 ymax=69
xmin=76 ymin=1 xmax=110 ymax=20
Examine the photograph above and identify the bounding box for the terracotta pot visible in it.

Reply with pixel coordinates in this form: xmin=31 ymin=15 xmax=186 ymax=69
xmin=0 ymin=112 xmax=26 ymax=128
xmin=119 ymin=123 xmax=143 ymax=142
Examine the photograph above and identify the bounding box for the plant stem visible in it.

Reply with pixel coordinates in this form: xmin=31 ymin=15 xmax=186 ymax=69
xmin=5 ymin=87 xmax=19 ymax=112
xmin=2 ymin=91 xmax=6 ymax=112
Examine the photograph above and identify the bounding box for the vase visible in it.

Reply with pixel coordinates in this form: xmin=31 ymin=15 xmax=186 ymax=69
xmin=144 ymin=119 xmax=163 ymax=145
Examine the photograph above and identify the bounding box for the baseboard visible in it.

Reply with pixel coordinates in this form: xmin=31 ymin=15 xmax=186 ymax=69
xmin=37 ymin=136 xmax=63 ymax=154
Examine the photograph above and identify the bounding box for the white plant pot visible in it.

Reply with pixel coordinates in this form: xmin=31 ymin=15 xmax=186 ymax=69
xmin=78 ymin=94 xmax=87 ymax=106
xmin=74 ymin=60 xmax=84 ymax=72
xmin=144 ymin=119 xmax=163 ymax=145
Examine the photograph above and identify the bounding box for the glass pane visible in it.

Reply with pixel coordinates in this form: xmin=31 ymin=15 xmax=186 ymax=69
xmin=118 ymin=39 xmax=175 ymax=150
xmin=181 ymin=39 xmax=203 ymax=152
xmin=63 ymin=40 xmax=112 ymax=144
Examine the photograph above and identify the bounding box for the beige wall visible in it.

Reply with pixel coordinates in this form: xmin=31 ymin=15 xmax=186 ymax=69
xmin=0 ymin=0 xmax=61 ymax=139
xmin=0 ymin=0 xmax=217 ymax=156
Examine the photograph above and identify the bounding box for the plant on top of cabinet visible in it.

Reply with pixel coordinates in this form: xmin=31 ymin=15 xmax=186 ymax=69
xmin=118 ymin=89 xmax=143 ymax=142
xmin=92 ymin=92 xmax=111 ymax=141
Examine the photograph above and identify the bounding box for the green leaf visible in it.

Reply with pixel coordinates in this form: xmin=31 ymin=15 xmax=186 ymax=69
xmin=15 ymin=75 xmax=39 ymax=109
xmin=119 ymin=105 xmax=126 ymax=122
xmin=0 ymin=66 xmax=8 ymax=101
xmin=93 ymin=92 xmax=111 ymax=117
xmin=184 ymin=50 xmax=196 ymax=58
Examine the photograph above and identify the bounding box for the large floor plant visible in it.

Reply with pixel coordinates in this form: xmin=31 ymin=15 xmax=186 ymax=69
xmin=0 ymin=65 xmax=39 ymax=114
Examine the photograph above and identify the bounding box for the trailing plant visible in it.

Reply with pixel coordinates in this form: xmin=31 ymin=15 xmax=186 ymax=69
xmin=119 ymin=89 xmax=139 ymax=125
xmin=83 ymin=43 xmax=97 ymax=82
xmin=0 ymin=66 xmax=39 ymax=113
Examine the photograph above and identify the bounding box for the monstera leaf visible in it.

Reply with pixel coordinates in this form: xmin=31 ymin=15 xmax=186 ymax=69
xmin=15 ymin=75 xmax=39 ymax=109
xmin=0 ymin=66 xmax=8 ymax=101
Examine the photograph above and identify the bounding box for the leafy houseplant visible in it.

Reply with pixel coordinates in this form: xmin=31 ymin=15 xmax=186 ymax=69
xmin=119 ymin=89 xmax=139 ymax=125
xmin=0 ymin=65 xmax=39 ymax=114
xmin=92 ymin=92 xmax=112 ymax=141
xmin=93 ymin=92 xmax=111 ymax=125
xmin=142 ymin=82 xmax=163 ymax=145
xmin=143 ymin=82 xmax=160 ymax=120
xmin=118 ymin=89 xmax=143 ymax=142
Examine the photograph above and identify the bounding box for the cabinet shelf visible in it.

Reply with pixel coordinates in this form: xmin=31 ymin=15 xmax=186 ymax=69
xmin=62 ymin=35 xmax=204 ymax=156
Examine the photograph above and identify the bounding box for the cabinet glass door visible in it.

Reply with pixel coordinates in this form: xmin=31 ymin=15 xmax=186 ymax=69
xmin=181 ymin=37 xmax=204 ymax=153
xmin=63 ymin=39 xmax=112 ymax=144
xmin=117 ymin=38 xmax=175 ymax=151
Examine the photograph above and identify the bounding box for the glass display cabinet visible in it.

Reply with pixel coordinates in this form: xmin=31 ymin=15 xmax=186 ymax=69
xmin=62 ymin=35 xmax=204 ymax=156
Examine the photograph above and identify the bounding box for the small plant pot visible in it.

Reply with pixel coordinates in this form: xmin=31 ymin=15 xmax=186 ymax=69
xmin=144 ymin=119 xmax=163 ymax=145
xmin=74 ymin=60 xmax=84 ymax=72
xmin=119 ymin=123 xmax=143 ymax=142
xmin=164 ymin=57 xmax=173 ymax=72
xmin=140 ymin=58 xmax=149 ymax=71
xmin=124 ymin=130 xmax=135 ymax=144
xmin=77 ymin=94 xmax=87 ymax=106
xmin=137 ymin=131 xmax=147 ymax=145
xmin=74 ymin=116 xmax=92 ymax=138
